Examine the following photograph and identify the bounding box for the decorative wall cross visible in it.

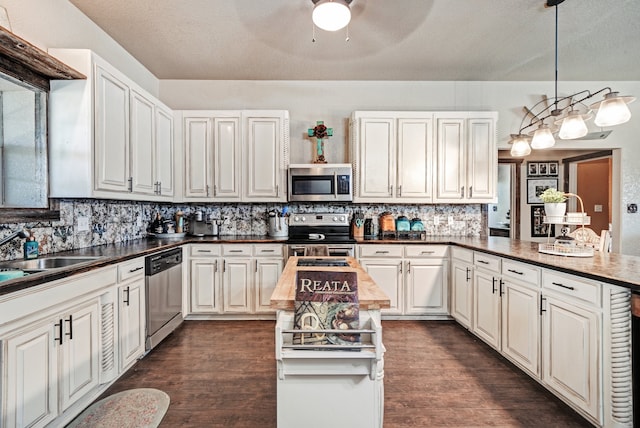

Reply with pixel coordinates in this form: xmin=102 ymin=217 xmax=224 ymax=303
xmin=308 ymin=120 xmax=333 ymax=163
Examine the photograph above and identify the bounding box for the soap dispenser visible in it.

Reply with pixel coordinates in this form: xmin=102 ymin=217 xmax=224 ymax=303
xmin=24 ymin=236 xmax=38 ymax=260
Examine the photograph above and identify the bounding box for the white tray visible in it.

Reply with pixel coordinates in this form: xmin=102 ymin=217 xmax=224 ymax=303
xmin=538 ymin=243 xmax=594 ymax=257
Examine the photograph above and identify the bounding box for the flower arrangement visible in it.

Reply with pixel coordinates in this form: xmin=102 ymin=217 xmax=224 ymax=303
xmin=539 ymin=188 xmax=567 ymax=203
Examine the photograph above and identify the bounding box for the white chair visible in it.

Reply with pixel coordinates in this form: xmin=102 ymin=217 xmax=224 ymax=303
xmin=568 ymin=227 xmax=601 ymax=249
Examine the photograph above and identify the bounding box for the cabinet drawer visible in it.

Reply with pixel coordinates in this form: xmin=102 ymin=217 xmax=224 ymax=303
xmin=222 ymin=245 xmax=252 ymax=257
xmin=451 ymin=247 xmax=473 ymax=263
xmin=542 ymin=270 xmax=601 ymax=306
xmin=358 ymin=245 xmax=403 ymax=258
xmin=254 ymin=244 xmax=283 ymax=257
xmin=190 ymin=244 xmax=221 ymax=257
xmin=117 ymin=258 xmax=145 ymax=282
xmin=473 ymin=252 xmax=501 ymax=273
xmin=502 ymin=260 xmax=540 ymax=286
xmin=404 ymin=245 xmax=448 ymax=258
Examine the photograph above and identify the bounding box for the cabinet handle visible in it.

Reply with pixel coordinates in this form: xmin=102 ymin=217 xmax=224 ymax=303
xmin=261 ymin=249 xmax=275 ymax=253
xmin=375 ymin=250 xmax=389 ymax=254
xmin=229 ymin=250 xmax=243 ymax=253
xmin=128 ymin=177 xmax=133 ymax=192
xmin=157 ymin=181 xmax=162 ymax=195
xmin=54 ymin=319 xmax=64 ymax=344
xmin=124 ymin=286 xmax=130 ymax=306
xmin=477 ymin=260 xmax=489 ymax=265
xmin=469 ymin=186 xmax=473 ymax=198
xmin=552 ymin=281 xmax=574 ymax=290
xmin=206 ymin=185 xmax=210 ymax=197
xmin=255 ymin=260 xmax=258 ymax=273
xmin=466 ymin=267 xmax=471 ymax=282
xmin=492 ymin=277 xmax=497 ymax=294
xmin=398 ymin=185 xmax=402 ymax=197
xmin=213 ymin=185 xmax=217 ymax=197
xmin=540 ymin=295 xmax=547 ymax=315
xmin=223 ymin=260 xmax=226 ymax=272
xmin=399 ymin=262 xmax=402 ymax=274
xmin=197 ymin=249 xmax=212 ymax=253
xmin=420 ymin=250 xmax=435 ymax=254
xmin=461 ymin=186 xmax=465 ymax=198
xmin=65 ymin=315 xmax=73 ymax=340
xmin=129 ymin=266 xmax=144 ymax=273
xmin=507 ymin=269 xmax=523 ymax=275
xmin=214 ymin=260 xmax=218 ymax=272
xmin=276 ymin=184 xmax=279 ymax=197
xmin=389 ymin=185 xmax=393 ymax=196
xmin=407 ymin=261 xmax=411 ymax=273
xmin=499 ymin=279 xmax=504 ymax=296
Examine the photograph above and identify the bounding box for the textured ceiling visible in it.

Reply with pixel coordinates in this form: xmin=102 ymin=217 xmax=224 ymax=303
xmin=68 ymin=0 xmax=640 ymax=81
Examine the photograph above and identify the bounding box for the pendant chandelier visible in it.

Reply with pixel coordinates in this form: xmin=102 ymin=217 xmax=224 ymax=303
xmin=509 ymin=0 xmax=635 ymax=157
xmin=311 ymin=0 xmax=352 ymax=31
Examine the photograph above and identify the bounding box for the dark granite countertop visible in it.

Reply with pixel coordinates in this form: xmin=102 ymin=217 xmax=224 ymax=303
xmin=1 ymin=235 xmax=640 ymax=297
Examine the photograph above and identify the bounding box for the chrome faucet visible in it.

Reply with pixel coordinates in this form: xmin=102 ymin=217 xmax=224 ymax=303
xmin=0 ymin=229 xmax=30 ymax=247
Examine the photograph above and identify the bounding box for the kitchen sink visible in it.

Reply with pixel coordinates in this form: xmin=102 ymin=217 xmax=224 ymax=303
xmin=0 ymin=256 xmax=101 ymax=272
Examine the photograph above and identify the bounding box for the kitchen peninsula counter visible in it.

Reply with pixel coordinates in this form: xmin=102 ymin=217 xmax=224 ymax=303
xmin=270 ymin=256 xmax=391 ymax=310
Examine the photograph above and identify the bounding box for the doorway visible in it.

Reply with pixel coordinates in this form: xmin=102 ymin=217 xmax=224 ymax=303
xmin=489 ymin=160 xmax=521 ymax=239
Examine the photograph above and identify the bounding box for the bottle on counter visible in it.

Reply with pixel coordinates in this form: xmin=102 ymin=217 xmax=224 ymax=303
xmin=23 ymin=236 xmax=38 ymax=260
xmin=175 ymin=211 xmax=184 ymax=233
xmin=364 ymin=218 xmax=374 ymax=237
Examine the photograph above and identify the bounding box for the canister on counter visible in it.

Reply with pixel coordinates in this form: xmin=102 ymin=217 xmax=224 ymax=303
xmin=364 ymin=218 xmax=374 ymax=236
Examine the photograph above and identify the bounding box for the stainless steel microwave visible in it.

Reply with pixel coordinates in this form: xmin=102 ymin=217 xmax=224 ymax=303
xmin=288 ymin=163 xmax=353 ymax=202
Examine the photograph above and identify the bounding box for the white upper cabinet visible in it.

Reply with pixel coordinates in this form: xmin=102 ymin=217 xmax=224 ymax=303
xmin=351 ymin=112 xmax=432 ymax=203
xmin=434 ymin=112 xmax=497 ymax=203
xmin=181 ymin=110 xmax=289 ymax=202
xmin=49 ymin=49 xmax=175 ymax=201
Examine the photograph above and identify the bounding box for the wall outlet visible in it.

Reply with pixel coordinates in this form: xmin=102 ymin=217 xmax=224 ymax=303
xmin=433 ymin=216 xmax=440 ymax=226
xmin=77 ymin=216 xmax=89 ymax=232
xmin=594 ymin=205 xmax=603 ymax=213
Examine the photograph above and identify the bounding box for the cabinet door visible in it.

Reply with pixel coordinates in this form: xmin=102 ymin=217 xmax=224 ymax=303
xmin=451 ymin=261 xmax=473 ymax=329
xmin=190 ymin=258 xmax=221 ymax=313
xmin=466 ymin=118 xmax=496 ymax=201
xmin=360 ymin=259 xmax=403 ymax=315
xmin=130 ymin=89 xmax=155 ymax=195
xmin=397 ymin=118 xmax=432 ymax=201
xmin=473 ymin=270 xmax=501 ymax=349
xmin=222 ymin=258 xmax=252 ymax=313
xmin=542 ymin=295 xmax=599 ymax=419
xmin=3 ymin=320 xmax=58 ymax=428
xmin=435 ymin=116 xmax=466 ymax=201
xmin=155 ymin=106 xmax=175 ymax=197
xmin=244 ymin=113 xmax=284 ymax=201
xmin=405 ymin=259 xmax=448 ymax=315
xmin=501 ymin=280 xmax=539 ymax=377
xmin=184 ymin=117 xmax=212 ymax=198
xmin=94 ymin=65 xmax=130 ymax=192
xmin=213 ymin=115 xmax=241 ymax=200
xmin=119 ymin=279 xmax=145 ymax=371
xmin=255 ymin=258 xmax=284 ymax=313
xmin=60 ymin=300 xmax=100 ymax=411
xmin=354 ymin=117 xmax=395 ymax=201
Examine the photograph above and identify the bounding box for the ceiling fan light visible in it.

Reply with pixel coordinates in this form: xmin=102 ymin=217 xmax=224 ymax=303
xmin=530 ymin=124 xmax=555 ymax=149
xmin=509 ymin=134 xmax=531 ymax=157
xmin=558 ymin=111 xmax=588 ymax=139
xmin=593 ymin=92 xmax=634 ymax=127
xmin=312 ymin=0 xmax=351 ymax=31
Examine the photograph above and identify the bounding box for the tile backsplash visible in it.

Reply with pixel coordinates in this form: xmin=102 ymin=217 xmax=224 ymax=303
xmin=0 ymin=199 xmax=486 ymax=261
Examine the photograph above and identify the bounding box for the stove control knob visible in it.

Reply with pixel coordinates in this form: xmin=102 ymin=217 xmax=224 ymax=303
xmin=301 ymin=216 xmax=306 ymax=222
xmin=333 ymin=216 xmax=338 ymax=222
xmin=293 ymin=216 xmax=299 ymax=222
xmin=339 ymin=216 xmax=345 ymax=222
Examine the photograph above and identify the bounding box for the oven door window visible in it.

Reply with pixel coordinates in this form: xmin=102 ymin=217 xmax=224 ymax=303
xmin=291 ymin=175 xmax=334 ymax=195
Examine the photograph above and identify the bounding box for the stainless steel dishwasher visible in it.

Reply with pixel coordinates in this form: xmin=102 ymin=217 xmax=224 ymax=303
xmin=145 ymin=247 xmax=183 ymax=350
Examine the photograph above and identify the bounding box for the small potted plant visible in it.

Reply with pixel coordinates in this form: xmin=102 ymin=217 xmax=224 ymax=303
xmin=539 ymin=188 xmax=567 ymax=221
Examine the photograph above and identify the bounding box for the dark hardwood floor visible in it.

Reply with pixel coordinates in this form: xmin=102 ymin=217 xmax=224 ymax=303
xmin=100 ymin=320 xmax=590 ymax=427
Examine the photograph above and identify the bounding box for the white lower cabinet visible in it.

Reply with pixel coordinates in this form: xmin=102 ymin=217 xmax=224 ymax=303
xmin=472 ymin=268 xmax=502 ymax=349
xmin=3 ymin=297 xmax=102 ymax=428
xmin=117 ymin=257 xmax=146 ymax=372
xmin=450 ymin=247 xmax=474 ymax=329
xmin=541 ymin=270 xmax=601 ymax=423
xmin=358 ymin=244 xmax=448 ymax=317
xmin=188 ymin=243 xmax=283 ymax=316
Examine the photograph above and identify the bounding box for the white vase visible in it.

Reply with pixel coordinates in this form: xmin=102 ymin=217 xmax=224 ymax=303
xmin=544 ymin=202 xmax=566 ymax=222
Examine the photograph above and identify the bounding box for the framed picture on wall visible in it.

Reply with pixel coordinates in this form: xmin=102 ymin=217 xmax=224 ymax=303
xmin=527 ymin=162 xmax=538 ymax=176
xmin=538 ymin=162 xmax=549 ymax=176
xmin=531 ymin=205 xmax=555 ymax=237
xmin=548 ymin=162 xmax=559 ymax=175
xmin=527 ymin=178 xmax=558 ymax=204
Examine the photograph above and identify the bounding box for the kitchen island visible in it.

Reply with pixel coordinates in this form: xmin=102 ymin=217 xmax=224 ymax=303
xmin=270 ymin=256 xmax=390 ymax=428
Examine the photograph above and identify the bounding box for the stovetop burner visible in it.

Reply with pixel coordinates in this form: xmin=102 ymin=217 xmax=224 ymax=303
xmin=297 ymin=258 xmax=350 ymax=267
xmin=287 ymin=212 xmax=354 ymax=245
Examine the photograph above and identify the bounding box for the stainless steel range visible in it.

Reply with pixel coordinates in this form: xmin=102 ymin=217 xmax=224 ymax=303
xmin=286 ymin=212 xmax=355 ymax=258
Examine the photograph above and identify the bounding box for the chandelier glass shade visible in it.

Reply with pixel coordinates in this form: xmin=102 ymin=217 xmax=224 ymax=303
xmin=591 ymin=92 xmax=634 ymax=127
xmin=530 ymin=124 xmax=556 ymax=149
xmin=312 ymin=0 xmax=351 ymax=31
xmin=557 ymin=110 xmax=589 ymax=139
xmin=509 ymin=134 xmax=532 ymax=157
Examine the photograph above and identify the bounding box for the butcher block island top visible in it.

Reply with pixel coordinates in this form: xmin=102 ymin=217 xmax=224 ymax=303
xmin=270 ymin=256 xmax=391 ymax=311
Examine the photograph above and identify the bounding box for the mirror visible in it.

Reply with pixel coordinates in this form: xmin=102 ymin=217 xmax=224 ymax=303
xmin=0 ymin=73 xmax=47 ymax=208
